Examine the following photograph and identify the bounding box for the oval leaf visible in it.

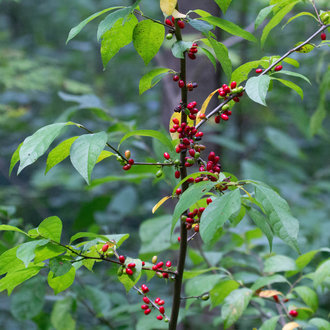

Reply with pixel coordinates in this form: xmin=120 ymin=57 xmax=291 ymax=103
xmin=139 ymin=68 xmax=171 ymax=95
xmin=160 ymin=0 xmax=177 ymax=16
xmin=133 ymin=19 xmax=165 ymax=65
xmin=208 ymin=38 xmax=232 ymax=79
xmin=70 ymin=132 xmax=108 ymax=185
xmin=245 ymin=75 xmax=271 ymax=106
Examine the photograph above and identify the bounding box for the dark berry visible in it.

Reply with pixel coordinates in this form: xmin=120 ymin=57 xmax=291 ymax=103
xmin=178 ymin=80 xmax=185 ymax=88
xmin=165 ymin=18 xmax=173 ymax=26
xmin=175 ymin=170 xmax=180 ymax=179
xmin=123 ymin=164 xmax=131 ymax=171
xmin=177 ymin=20 xmax=185 ymax=29
xmin=119 ymin=255 xmax=125 ymax=263
xmin=230 ymin=81 xmax=237 ymax=89
xmin=128 ymin=159 xmax=134 ymax=165
xmin=321 ymin=32 xmax=326 ymax=40
xmin=215 ymin=115 xmax=221 ymax=123
xmin=173 ymin=75 xmax=179 ymax=81
xmin=188 ymin=52 xmax=196 ymax=60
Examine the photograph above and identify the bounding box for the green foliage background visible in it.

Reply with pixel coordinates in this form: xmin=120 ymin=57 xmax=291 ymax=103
xmin=0 ymin=0 xmax=329 ymax=329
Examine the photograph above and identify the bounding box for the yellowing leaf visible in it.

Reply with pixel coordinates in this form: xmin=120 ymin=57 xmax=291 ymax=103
xmin=160 ymin=0 xmax=177 ymax=16
xmin=152 ymin=196 xmax=171 ymax=214
xmin=96 ymin=150 xmax=115 ymax=163
xmin=258 ymin=290 xmax=283 ymax=298
xmin=196 ymin=88 xmax=218 ymax=125
xmin=282 ymin=322 xmax=300 ymax=330
xmin=169 ymin=112 xmax=194 ymax=140
xmin=172 ymin=9 xmax=186 ymax=19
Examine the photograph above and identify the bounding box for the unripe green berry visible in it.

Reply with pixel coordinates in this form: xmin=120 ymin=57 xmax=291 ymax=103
xmin=222 ymin=104 xmax=230 ymax=111
xmin=166 ymin=33 xmax=173 ymax=40
xmin=237 ymin=86 xmax=244 ymax=93
xmin=152 ymin=255 xmax=158 ymax=264
xmin=201 ymin=293 xmax=210 ymax=301
xmin=194 ymin=152 xmax=200 ymax=159
xmin=174 ymin=159 xmax=181 ymax=166
xmin=156 ymin=169 xmax=163 ymax=178
xmin=231 ymin=88 xmax=238 ymax=94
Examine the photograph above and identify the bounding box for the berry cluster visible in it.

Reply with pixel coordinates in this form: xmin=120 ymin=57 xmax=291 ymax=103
xmin=172 ymin=75 xmax=197 ymax=91
xmin=165 ymin=16 xmax=185 ymax=29
xmin=151 ymin=256 xmax=172 ymax=279
xmin=255 ymin=64 xmax=282 ymax=74
xmin=181 ymin=206 xmax=207 ymax=232
xmin=140 ymin=284 xmax=167 ymax=321
xmin=188 ymin=43 xmax=198 ymax=60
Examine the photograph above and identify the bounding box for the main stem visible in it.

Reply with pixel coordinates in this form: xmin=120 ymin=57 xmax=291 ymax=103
xmin=169 ymin=13 xmax=189 ymax=330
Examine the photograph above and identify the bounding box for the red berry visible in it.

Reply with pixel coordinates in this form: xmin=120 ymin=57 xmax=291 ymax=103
xmin=189 ymin=149 xmax=196 ymax=157
xmin=178 ymin=80 xmax=185 ymax=88
xmin=156 ymin=262 xmax=164 ymax=268
xmin=170 ymin=128 xmax=176 ymax=133
xmin=164 ymin=152 xmax=170 ymax=160
xmin=194 ymin=224 xmax=199 ymax=232
xmin=152 ymin=265 xmax=158 ymax=271
xmin=173 ymin=75 xmax=179 ymax=82
xmin=221 ymin=114 xmax=229 ymax=121
xmin=128 ymin=159 xmax=134 ymax=165
xmin=274 ymin=65 xmax=283 ymax=72
xmin=126 ymin=268 xmax=133 ymax=275
xmin=208 ymin=152 xmax=215 ymax=161
xmin=166 ymin=261 xmax=172 ymax=267
xmin=123 ymin=164 xmax=131 ymax=171
xmin=165 ymin=18 xmax=173 ymax=26
xmin=143 ymin=297 xmax=150 ymax=304
xmin=256 ymin=68 xmax=263 ymax=73
xmin=289 ymin=310 xmax=298 ymax=318
xmin=206 ymin=198 xmax=213 ymax=204
xmin=102 ymin=243 xmax=109 ymax=252
xmin=158 ymin=300 xmax=165 ymax=306
xmin=214 ymin=115 xmax=221 ymax=123
xmin=119 ymin=255 xmax=125 ymax=263
xmin=233 ymin=97 xmax=240 ymax=102
xmin=177 ymin=20 xmax=185 ymax=29
xmin=224 ymin=86 xmax=231 ymax=94
xmin=199 ymin=113 xmax=206 ymax=119
xmin=144 ymin=308 xmax=151 ymax=315
xmin=273 ymin=295 xmax=279 ymax=303
xmin=141 ymin=304 xmax=148 ymax=310
xmin=188 ymin=114 xmax=196 ymax=120
xmin=190 ymin=47 xmax=198 ymax=53
xmin=195 ymin=131 xmax=203 ymax=137
xmin=230 ymin=81 xmax=237 ymax=89
xmin=141 ymin=284 xmax=149 ymax=293
xmin=192 ymin=42 xmax=198 ymax=47
xmin=321 ymin=32 xmax=326 ymax=40
xmin=218 ymin=89 xmax=226 ymax=97
xmin=177 ymin=236 xmax=181 ymax=242
xmin=159 ymin=306 xmax=165 ymax=314
xmin=172 ymin=118 xmax=179 ymax=124
xmin=142 ymin=261 xmax=145 ymax=266
xmin=157 ymin=315 xmax=163 ymax=320
xmin=188 ymin=52 xmax=196 ymax=60
xmin=162 ymin=272 xmax=169 ymax=278
xmin=127 ymin=262 xmax=136 ymax=268
xmin=155 ymin=297 xmax=160 ymax=304
xmin=176 ymin=188 xmax=182 ymax=195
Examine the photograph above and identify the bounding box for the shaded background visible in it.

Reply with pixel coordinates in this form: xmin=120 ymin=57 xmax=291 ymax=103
xmin=0 ymin=0 xmax=329 ymax=329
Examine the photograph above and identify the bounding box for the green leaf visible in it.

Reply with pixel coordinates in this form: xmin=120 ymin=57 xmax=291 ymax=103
xmin=286 ymin=250 xmax=318 ymax=277
xmin=120 ymin=129 xmax=174 ymax=152
xmin=38 ymin=216 xmax=62 ymax=243
xmin=34 ymin=243 xmax=66 ymax=263
xmin=183 ymin=267 xmax=220 ymax=280
xmin=294 ymin=286 xmax=318 ymax=312
xmin=171 ymin=41 xmax=193 ymax=59
xmin=89 ymin=173 xmax=154 ymax=188
xmin=185 ymin=274 xmax=224 ymax=297
xmin=313 ymin=259 xmax=330 ymax=287
xmin=139 ymin=68 xmax=171 ymax=95
xmin=139 ymin=215 xmax=172 ymax=256
xmin=247 ymin=208 xmax=273 ymax=251
xmin=16 ymin=239 xmax=49 ymax=267
xmin=208 ymin=37 xmax=232 ymax=80
xmin=10 ymin=276 xmax=45 ymax=320
xmin=261 ymin=1 xmax=299 ymax=48
xmin=254 ymin=183 xmax=300 ymax=253
xmin=230 ymin=59 xmax=268 ymax=85
xmin=0 ymin=265 xmax=44 ymax=295
xmin=45 ymin=137 xmax=78 ymax=174
xmin=271 ymin=77 xmax=303 ymax=99
xmin=18 ymin=122 xmax=72 ymax=174
xmin=172 ymin=181 xmax=218 ymax=233
xmin=260 ymin=316 xmax=281 ymax=330
xmin=9 ymin=143 xmax=22 ymax=176
xmin=271 ymin=70 xmax=311 ymax=84
xmin=199 ymin=47 xmax=217 ymax=69
xmin=221 ymin=288 xmax=252 ymax=329
xmin=200 ymin=189 xmax=241 ymax=243
xmin=97 ymin=7 xmax=131 ymax=41
xmin=264 ymin=255 xmax=297 ymax=273
xmin=245 ymin=75 xmax=271 ymax=106
xmin=283 ymin=57 xmax=299 ymax=68
xmin=0 ymin=224 xmax=27 ymax=236
xmin=48 ymin=266 xmax=76 ymax=295
xmin=118 ymin=258 xmax=142 ymax=292
xmin=282 ymin=11 xmax=318 ymax=29
xmin=70 ymin=232 xmax=129 ymax=247
xmin=294 ymin=42 xmax=315 ymax=53
xmin=188 ymin=19 xmax=213 ymax=33
xmin=255 ymin=5 xmax=275 ymax=30
xmin=214 ymin=0 xmax=232 ymax=14
xmin=251 ymin=274 xmax=288 ymax=291
xmin=265 ymin=127 xmax=301 ymax=158
xmin=309 ymin=318 xmax=330 ymax=330
xmin=49 ymin=258 xmax=73 ymax=278
xmin=66 ymin=6 xmax=124 ymax=43
xmin=200 ymin=16 xmax=257 ymax=43
xmin=101 ymin=15 xmax=138 ymax=68
xmin=133 ymin=19 xmax=164 ymax=65
xmin=210 ymin=280 xmax=240 ymax=308
xmin=70 ymin=131 xmax=108 ymax=184
xmin=97 ymin=150 xmax=115 ymax=163
xmin=0 ymin=246 xmax=25 ymax=276
xmin=310 ymin=69 xmax=330 ymax=135
xmin=51 ymin=296 xmax=76 ymax=330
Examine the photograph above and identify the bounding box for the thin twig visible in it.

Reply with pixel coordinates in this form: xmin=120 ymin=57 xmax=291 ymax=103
xmin=311 ymin=0 xmax=323 ymax=25
xmin=133 ymin=9 xmax=174 ymax=28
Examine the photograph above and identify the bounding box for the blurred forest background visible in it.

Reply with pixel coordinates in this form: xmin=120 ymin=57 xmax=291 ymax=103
xmin=0 ymin=0 xmax=329 ymax=329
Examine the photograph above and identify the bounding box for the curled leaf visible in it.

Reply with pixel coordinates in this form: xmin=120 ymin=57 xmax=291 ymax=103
xmin=152 ymin=196 xmax=171 ymax=214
